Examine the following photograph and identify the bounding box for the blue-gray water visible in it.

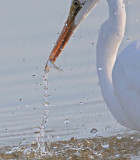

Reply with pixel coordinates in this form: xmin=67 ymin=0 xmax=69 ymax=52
xmin=0 ymin=0 xmax=140 ymax=159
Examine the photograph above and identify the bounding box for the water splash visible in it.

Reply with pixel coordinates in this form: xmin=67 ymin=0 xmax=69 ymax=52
xmin=1 ymin=134 xmax=140 ymax=159
xmin=3 ymin=72 xmax=52 ymax=158
xmin=33 ymin=72 xmax=52 ymax=156
xmin=6 ymin=139 xmax=26 ymax=155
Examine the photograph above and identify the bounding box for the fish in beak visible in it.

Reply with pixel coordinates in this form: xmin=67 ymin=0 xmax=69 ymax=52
xmin=45 ymin=0 xmax=99 ymax=72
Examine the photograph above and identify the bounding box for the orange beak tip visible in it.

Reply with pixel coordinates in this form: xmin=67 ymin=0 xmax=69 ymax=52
xmin=45 ymin=65 xmax=50 ymax=73
xmin=45 ymin=59 xmax=63 ymax=73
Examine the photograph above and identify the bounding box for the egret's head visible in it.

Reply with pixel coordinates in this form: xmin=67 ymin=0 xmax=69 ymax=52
xmin=70 ymin=0 xmax=99 ymax=25
xmin=45 ymin=0 xmax=99 ymax=71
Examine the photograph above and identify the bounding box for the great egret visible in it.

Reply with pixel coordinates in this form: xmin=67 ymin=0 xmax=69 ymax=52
xmin=45 ymin=0 xmax=140 ymax=131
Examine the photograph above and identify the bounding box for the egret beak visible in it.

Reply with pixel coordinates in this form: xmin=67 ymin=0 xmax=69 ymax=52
xmin=45 ymin=1 xmax=83 ymax=72
xmin=45 ymin=18 xmax=76 ymax=72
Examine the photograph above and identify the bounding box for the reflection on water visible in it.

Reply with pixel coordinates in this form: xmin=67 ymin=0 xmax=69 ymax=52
xmin=0 ymin=133 xmax=140 ymax=159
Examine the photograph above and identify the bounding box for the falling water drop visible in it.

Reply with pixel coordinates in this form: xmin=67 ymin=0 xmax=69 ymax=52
xmin=91 ymin=42 xmax=94 ymax=47
xmin=80 ymin=102 xmax=84 ymax=105
xmin=26 ymin=104 xmax=29 ymax=108
xmin=90 ymin=128 xmax=98 ymax=136
xmin=64 ymin=119 xmax=70 ymax=124
xmin=32 ymin=72 xmax=51 ymax=155
xmin=19 ymin=98 xmax=23 ymax=102
xmin=130 ymin=136 xmax=134 ymax=140
xmin=98 ymin=67 xmax=103 ymax=71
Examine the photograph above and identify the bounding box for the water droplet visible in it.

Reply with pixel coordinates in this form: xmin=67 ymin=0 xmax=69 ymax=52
xmin=101 ymin=139 xmax=109 ymax=149
xmin=80 ymin=102 xmax=84 ymax=105
xmin=44 ymin=101 xmax=50 ymax=107
xmin=135 ymin=19 xmax=139 ymax=23
xmin=130 ymin=136 xmax=134 ymax=140
xmin=57 ymin=135 xmax=61 ymax=140
xmin=91 ymin=42 xmax=94 ymax=46
xmin=98 ymin=67 xmax=102 ymax=71
xmin=115 ymin=154 xmax=120 ymax=158
xmin=26 ymin=104 xmax=29 ymax=108
xmin=89 ymin=155 xmax=94 ymax=159
xmin=117 ymin=33 xmax=121 ymax=38
xmin=64 ymin=119 xmax=70 ymax=124
xmin=11 ymin=112 xmax=15 ymax=116
xmin=90 ymin=128 xmax=97 ymax=136
xmin=23 ymin=58 xmax=26 ymax=62
xmin=43 ymin=77 xmax=48 ymax=84
xmin=19 ymin=98 xmax=23 ymax=102
xmin=116 ymin=134 xmax=122 ymax=140
xmin=44 ymin=86 xmax=48 ymax=90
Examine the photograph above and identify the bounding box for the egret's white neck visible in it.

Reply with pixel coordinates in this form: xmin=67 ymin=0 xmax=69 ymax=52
xmin=96 ymin=0 xmax=128 ymax=125
xmin=97 ymin=0 xmax=126 ymax=84
xmin=107 ymin=0 xmax=124 ymax=18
